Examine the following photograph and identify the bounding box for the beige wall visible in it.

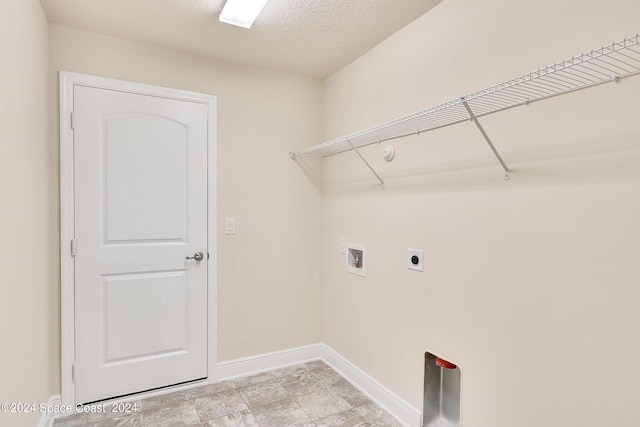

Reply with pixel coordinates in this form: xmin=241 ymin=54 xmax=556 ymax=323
xmin=0 ymin=0 xmax=51 ymax=426
xmin=47 ymin=23 xmax=323 ymax=394
xmin=321 ymin=0 xmax=640 ymax=426
xmin=4 ymin=2 xmax=640 ymax=425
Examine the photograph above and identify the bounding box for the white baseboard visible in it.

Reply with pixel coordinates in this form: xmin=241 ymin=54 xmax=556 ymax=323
xmin=215 ymin=343 xmax=324 ymax=380
xmin=318 ymin=344 xmax=421 ymax=427
xmin=37 ymin=395 xmax=61 ymax=427
xmin=41 ymin=343 xmax=421 ymax=427
xmin=215 ymin=343 xmax=421 ymax=427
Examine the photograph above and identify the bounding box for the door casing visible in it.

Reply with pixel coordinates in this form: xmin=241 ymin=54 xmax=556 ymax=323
xmin=59 ymin=71 xmax=218 ymax=406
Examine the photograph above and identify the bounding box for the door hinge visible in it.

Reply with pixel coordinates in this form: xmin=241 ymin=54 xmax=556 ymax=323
xmin=70 ymin=111 xmax=75 ymax=130
xmin=71 ymin=238 xmax=77 ymax=257
xmin=72 ymin=364 xmax=76 ymax=382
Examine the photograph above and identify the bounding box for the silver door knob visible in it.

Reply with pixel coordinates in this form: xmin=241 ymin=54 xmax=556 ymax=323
xmin=186 ymin=252 xmax=204 ymax=262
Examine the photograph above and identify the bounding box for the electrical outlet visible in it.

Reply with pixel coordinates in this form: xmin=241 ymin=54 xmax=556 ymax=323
xmin=408 ymin=248 xmax=423 ymax=272
xmin=340 ymin=238 xmax=346 ymax=254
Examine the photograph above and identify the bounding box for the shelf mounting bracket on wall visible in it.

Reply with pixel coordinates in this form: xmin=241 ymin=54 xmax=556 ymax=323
xmin=461 ymin=98 xmax=511 ymax=180
xmin=347 ymin=139 xmax=385 ymax=189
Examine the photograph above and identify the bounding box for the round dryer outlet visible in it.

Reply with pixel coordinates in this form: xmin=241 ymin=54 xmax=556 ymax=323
xmin=408 ymin=249 xmax=423 ymax=272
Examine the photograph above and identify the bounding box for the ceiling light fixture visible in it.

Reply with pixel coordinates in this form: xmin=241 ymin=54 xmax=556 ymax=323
xmin=219 ymin=0 xmax=270 ymax=29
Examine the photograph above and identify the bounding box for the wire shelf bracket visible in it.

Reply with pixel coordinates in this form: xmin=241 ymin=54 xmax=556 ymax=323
xmin=290 ymin=33 xmax=640 ymax=184
xmin=461 ymin=98 xmax=511 ymax=180
xmin=347 ymin=139 xmax=385 ymax=188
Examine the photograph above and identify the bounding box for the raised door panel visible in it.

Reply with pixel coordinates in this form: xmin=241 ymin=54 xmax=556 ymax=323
xmin=104 ymin=115 xmax=189 ymax=243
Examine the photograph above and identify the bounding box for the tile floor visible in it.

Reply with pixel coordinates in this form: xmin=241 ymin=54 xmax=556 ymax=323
xmin=53 ymin=360 xmax=403 ymax=427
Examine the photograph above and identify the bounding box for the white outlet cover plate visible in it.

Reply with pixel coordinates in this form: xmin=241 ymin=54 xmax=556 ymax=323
xmin=408 ymin=248 xmax=423 ymax=272
xmin=340 ymin=238 xmax=346 ymax=254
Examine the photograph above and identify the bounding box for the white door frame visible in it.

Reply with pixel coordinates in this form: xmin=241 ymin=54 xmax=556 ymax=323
xmin=60 ymin=71 xmax=218 ymax=406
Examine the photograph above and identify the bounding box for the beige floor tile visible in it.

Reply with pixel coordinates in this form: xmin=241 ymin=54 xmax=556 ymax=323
xmin=53 ymin=413 xmax=86 ymax=427
xmin=312 ymin=368 xmax=347 ymax=387
xmin=239 ymin=380 xmax=289 ymax=407
xmin=251 ymin=398 xmax=312 ymax=427
xmin=270 ymin=363 xmax=311 ymax=377
xmin=183 ymin=381 xmax=236 ymax=401
xmin=294 ymin=388 xmax=352 ymax=420
xmin=142 ymin=400 xmax=201 ymax=427
xmin=315 ymin=408 xmax=376 ymax=427
xmin=352 ymin=403 xmax=403 ymax=427
xmin=302 ymin=360 xmax=329 ymax=371
xmin=329 ymin=378 xmax=371 ymax=408
xmin=231 ymin=370 xmax=282 ymax=388
xmin=194 ymin=389 xmax=248 ymax=421
xmin=91 ymin=412 xmax=143 ymax=427
xmin=281 ymin=371 xmax=328 ymax=396
xmin=142 ymin=390 xmax=189 ymax=412
xmin=202 ymin=409 xmax=259 ymax=427
xmin=59 ymin=363 xmax=401 ymax=427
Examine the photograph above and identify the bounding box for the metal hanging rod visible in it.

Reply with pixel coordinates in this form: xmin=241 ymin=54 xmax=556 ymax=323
xmin=290 ymin=33 xmax=640 ymax=184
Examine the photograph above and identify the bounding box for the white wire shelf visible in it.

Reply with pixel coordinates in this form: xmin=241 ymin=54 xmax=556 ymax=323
xmin=290 ymin=33 xmax=640 ymax=185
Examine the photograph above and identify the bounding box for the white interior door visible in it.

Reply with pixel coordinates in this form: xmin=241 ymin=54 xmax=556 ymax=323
xmin=73 ymin=85 xmax=209 ymax=404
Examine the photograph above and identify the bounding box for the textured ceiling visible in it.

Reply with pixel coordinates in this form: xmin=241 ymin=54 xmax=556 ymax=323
xmin=39 ymin=0 xmax=442 ymax=79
